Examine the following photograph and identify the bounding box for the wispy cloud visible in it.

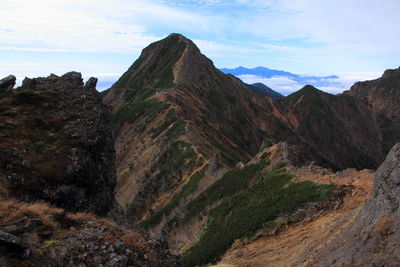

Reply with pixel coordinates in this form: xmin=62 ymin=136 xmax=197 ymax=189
xmin=0 ymin=0 xmax=213 ymax=53
xmin=0 ymin=0 xmax=397 ymax=91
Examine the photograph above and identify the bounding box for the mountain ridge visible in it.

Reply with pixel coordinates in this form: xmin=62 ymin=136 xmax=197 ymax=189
xmin=101 ymin=34 xmax=400 ymax=266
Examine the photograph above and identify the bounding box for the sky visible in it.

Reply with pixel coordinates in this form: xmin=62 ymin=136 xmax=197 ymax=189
xmin=1 ymin=0 xmax=399 ymax=93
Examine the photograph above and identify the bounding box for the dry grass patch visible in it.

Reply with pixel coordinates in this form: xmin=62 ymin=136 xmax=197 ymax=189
xmin=0 ymin=200 xmax=63 ymax=229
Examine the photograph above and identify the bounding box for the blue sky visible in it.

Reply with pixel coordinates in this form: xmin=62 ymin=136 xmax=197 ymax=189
xmin=1 ymin=0 xmax=399 ymax=93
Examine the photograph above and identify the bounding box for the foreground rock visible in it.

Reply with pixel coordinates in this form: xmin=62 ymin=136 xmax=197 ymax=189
xmin=0 ymin=201 xmax=179 ymax=266
xmin=0 ymin=72 xmax=119 ymax=217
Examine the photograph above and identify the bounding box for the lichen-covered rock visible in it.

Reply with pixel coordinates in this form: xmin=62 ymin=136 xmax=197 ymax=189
xmin=0 ymin=72 xmax=120 ymax=217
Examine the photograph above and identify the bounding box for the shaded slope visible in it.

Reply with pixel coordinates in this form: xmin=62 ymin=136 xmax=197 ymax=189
xmin=279 ymin=85 xmax=382 ymax=169
xmin=246 ymin=82 xmax=283 ymax=98
xmin=344 ymin=67 xmax=400 ymax=155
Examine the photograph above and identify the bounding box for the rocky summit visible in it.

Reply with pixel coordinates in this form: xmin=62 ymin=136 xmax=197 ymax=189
xmin=1 ymin=33 xmax=399 ymax=266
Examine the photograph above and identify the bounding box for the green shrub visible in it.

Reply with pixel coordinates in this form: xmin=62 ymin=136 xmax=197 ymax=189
xmin=140 ymin=168 xmax=206 ymax=229
xmin=182 ymin=162 xmax=264 ymax=223
xmin=262 ymin=138 xmax=273 ymax=148
xmin=182 ymin=165 xmax=335 ymax=266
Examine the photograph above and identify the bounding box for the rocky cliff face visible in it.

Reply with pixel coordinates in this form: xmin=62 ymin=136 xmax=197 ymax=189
xmin=0 ymin=72 xmax=118 ymax=216
xmin=308 ymin=142 xmax=400 ymax=266
xmin=0 ymin=72 xmax=178 ymax=266
xmin=345 ymin=67 xmax=400 ymax=155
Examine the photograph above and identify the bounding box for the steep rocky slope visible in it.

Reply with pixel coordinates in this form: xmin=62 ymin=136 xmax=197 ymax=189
xmin=273 ymin=85 xmax=383 ymax=170
xmin=308 ymin=142 xmax=400 ymax=266
xmin=344 ymin=67 xmax=400 ymax=154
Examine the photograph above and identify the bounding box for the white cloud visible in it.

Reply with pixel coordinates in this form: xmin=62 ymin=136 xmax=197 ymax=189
xmin=237 ymin=72 xmax=382 ymax=95
xmin=0 ymin=0 xmax=213 ymax=53
xmin=238 ymin=74 xmax=302 ymax=95
xmin=244 ymin=0 xmax=400 ymax=54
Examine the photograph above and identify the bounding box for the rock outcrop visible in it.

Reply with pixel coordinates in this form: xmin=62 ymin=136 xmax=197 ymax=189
xmin=0 ymin=75 xmax=16 ymax=92
xmin=309 ymin=143 xmax=400 ymax=266
xmin=0 ymin=72 xmax=119 ymax=217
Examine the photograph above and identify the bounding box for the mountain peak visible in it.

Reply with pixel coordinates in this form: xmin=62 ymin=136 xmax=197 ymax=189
xmin=288 ymin=84 xmax=323 ymax=98
xmin=166 ymin=33 xmax=190 ymax=42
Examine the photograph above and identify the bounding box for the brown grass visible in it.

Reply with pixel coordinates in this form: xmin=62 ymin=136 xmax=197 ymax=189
xmin=0 ymin=198 xmax=153 ymax=258
xmin=121 ymin=232 xmax=151 ymax=253
xmin=0 ymin=199 xmax=123 ymax=231
xmin=0 ymin=200 xmax=64 ymax=229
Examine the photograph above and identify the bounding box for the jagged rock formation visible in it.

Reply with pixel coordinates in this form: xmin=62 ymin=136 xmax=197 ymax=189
xmin=0 ymin=75 xmax=16 ymax=92
xmin=308 ymin=143 xmax=400 ymax=266
xmin=0 ymin=72 xmax=118 ymax=216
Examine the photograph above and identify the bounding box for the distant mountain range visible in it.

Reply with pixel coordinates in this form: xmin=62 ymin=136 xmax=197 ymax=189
xmin=220 ymin=66 xmax=343 ymax=94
